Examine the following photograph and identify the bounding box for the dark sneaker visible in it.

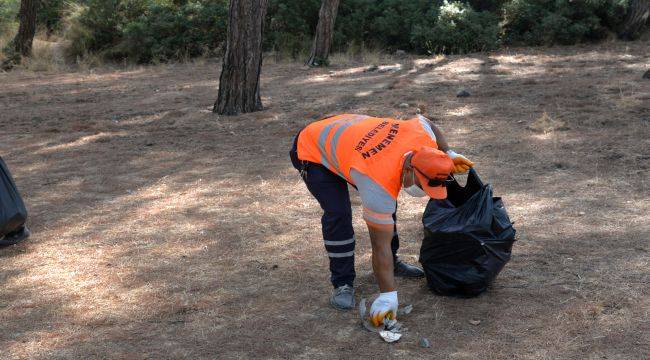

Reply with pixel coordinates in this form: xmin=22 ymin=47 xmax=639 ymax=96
xmin=394 ymin=258 xmax=425 ymax=278
xmin=330 ymin=284 xmax=355 ymax=310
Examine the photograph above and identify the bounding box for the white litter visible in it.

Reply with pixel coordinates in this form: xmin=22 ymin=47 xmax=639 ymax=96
xmin=379 ymin=330 xmax=402 ymax=343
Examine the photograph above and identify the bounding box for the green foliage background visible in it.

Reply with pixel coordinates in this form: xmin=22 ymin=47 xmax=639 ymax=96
xmin=0 ymin=0 xmax=20 ymax=36
xmin=0 ymin=0 xmax=638 ymax=63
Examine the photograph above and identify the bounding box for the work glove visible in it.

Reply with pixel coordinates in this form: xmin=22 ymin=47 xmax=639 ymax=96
xmin=369 ymin=291 xmax=398 ymax=327
xmin=447 ymin=150 xmax=474 ymax=174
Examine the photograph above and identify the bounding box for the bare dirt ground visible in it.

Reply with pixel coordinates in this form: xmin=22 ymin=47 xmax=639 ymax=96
xmin=1 ymin=41 xmax=649 ymax=359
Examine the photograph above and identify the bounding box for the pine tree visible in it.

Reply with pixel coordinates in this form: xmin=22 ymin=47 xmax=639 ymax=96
xmin=214 ymin=0 xmax=269 ymax=115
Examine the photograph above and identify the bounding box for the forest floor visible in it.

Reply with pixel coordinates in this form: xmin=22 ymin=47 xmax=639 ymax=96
xmin=1 ymin=41 xmax=649 ymax=359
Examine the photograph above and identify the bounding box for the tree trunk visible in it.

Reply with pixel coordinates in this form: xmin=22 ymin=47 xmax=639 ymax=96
xmin=213 ymin=0 xmax=268 ymax=116
xmin=306 ymin=0 xmax=340 ymax=67
xmin=13 ymin=0 xmax=38 ymax=57
xmin=618 ymin=0 xmax=650 ymax=40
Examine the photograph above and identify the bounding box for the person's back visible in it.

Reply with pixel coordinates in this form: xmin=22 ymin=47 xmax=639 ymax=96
xmin=297 ymin=114 xmax=441 ymax=213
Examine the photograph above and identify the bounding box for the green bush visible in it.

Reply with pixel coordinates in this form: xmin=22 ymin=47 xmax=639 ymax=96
xmin=0 ymin=0 xmax=19 ymax=37
xmin=47 ymin=0 xmax=641 ymax=64
xmin=333 ymin=0 xmax=435 ymax=52
xmin=264 ymin=0 xmax=320 ymax=58
xmin=38 ymin=0 xmax=67 ymax=35
xmin=411 ymin=1 xmax=500 ymax=54
xmin=465 ymin=0 xmax=509 ymax=12
xmin=502 ymin=0 xmax=628 ymax=45
xmin=366 ymin=0 xmax=434 ymax=51
xmin=120 ymin=1 xmax=228 ymax=62
xmin=62 ymin=0 xmax=125 ymax=58
xmin=63 ymin=0 xmax=227 ymax=62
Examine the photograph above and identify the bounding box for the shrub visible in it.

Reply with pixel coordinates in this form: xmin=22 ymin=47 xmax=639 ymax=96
xmin=466 ymin=0 xmax=509 ymax=12
xmin=411 ymin=1 xmax=500 ymax=54
xmin=501 ymin=0 xmax=629 ymax=45
xmin=120 ymin=1 xmax=228 ymax=62
xmin=63 ymin=0 xmax=228 ymax=62
xmin=38 ymin=0 xmax=67 ymax=35
xmin=367 ymin=0 xmax=434 ymax=51
xmin=264 ymin=0 xmax=320 ymax=58
xmin=48 ymin=0 xmax=640 ymax=64
xmin=333 ymin=0 xmax=435 ymax=52
xmin=0 ymin=0 xmax=19 ymax=37
xmin=62 ymin=0 xmax=125 ymax=58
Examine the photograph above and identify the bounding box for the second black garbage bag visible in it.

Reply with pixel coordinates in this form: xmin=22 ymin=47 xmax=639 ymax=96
xmin=419 ymin=168 xmax=516 ymax=297
xmin=0 ymin=156 xmax=29 ymax=246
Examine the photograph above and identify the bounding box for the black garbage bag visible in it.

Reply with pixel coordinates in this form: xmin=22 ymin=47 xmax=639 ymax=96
xmin=419 ymin=168 xmax=516 ymax=297
xmin=0 ymin=156 xmax=29 ymax=246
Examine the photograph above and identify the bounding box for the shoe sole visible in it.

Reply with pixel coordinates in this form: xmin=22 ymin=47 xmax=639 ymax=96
xmin=329 ymin=297 xmax=355 ymax=311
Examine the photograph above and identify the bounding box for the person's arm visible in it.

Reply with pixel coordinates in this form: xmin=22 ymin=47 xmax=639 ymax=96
xmin=367 ymin=224 xmax=396 ymax=292
xmin=428 ymin=121 xmax=450 ymax=152
xmin=424 ymin=118 xmax=474 ymax=172
xmin=349 ymin=169 xmax=400 ymax=326
xmin=367 ymin=221 xmax=399 ymax=326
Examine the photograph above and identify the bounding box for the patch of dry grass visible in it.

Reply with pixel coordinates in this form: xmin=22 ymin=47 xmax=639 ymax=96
xmin=528 ymin=112 xmax=569 ymax=133
xmin=19 ymin=38 xmax=68 ymax=72
xmin=329 ymin=48 xmax=394 ymax=67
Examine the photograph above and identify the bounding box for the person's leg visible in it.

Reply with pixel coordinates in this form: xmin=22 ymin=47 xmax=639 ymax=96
xmin=390 ymin=205 xmax=425 ymax=278
xmin=303 ymin=164 xmax=356 ymax=288
xmin=289 ymin=134 xmax=355 ymax=288
xmin=391 ymin=207 xmax=399 ymax=263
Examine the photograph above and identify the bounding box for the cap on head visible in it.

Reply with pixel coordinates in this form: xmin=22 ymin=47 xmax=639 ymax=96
xmin=410 ymin=146 xmax=454 ymax=199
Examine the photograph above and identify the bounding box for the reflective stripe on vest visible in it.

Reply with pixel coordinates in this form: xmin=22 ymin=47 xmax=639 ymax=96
xmin=316 ymin=115 xmax=369 ymax=177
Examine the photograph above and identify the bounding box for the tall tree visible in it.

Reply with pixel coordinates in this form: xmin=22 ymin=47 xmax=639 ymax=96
xmin=213 ymin=0 xmax=268 ymax=115
xmin=13 ymin=0 xmax=38 ymax=57
xmin=618 ymin=0 xmax=650 ymax=40
xmin=306 ymin=0 xmax=340 ymax=67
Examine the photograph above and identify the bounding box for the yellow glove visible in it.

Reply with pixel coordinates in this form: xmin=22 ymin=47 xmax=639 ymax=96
xmin=447 ymin=150 xmax=474 ymax=174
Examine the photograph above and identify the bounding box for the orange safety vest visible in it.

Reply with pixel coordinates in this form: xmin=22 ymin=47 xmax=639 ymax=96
xmin=297 ymin=114 xmax=439 ymax=199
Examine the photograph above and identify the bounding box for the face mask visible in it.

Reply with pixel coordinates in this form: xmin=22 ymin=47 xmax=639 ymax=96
xmin=403 ymin=167 xmax=427 ymax=197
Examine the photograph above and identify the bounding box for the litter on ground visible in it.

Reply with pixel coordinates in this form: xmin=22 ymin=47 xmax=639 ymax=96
xmin=358 ymin=298 xmax=411 ymax=342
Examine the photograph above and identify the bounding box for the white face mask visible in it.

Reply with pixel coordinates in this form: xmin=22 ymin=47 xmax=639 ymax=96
xmin=403 ymin=166 xmax=427 ymax=197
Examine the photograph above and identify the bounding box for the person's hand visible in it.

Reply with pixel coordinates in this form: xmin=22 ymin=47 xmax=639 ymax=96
xmin=369 ymin=291 xmax=398 ymax=326
xmin=447 ymin=150 xmax=474 ymax=173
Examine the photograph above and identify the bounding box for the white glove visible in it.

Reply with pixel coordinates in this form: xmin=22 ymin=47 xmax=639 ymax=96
xmin=369 ymin=291 xmax=398 ymax=326
xmin=446 ymin=150 xmax=474 ymax=174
